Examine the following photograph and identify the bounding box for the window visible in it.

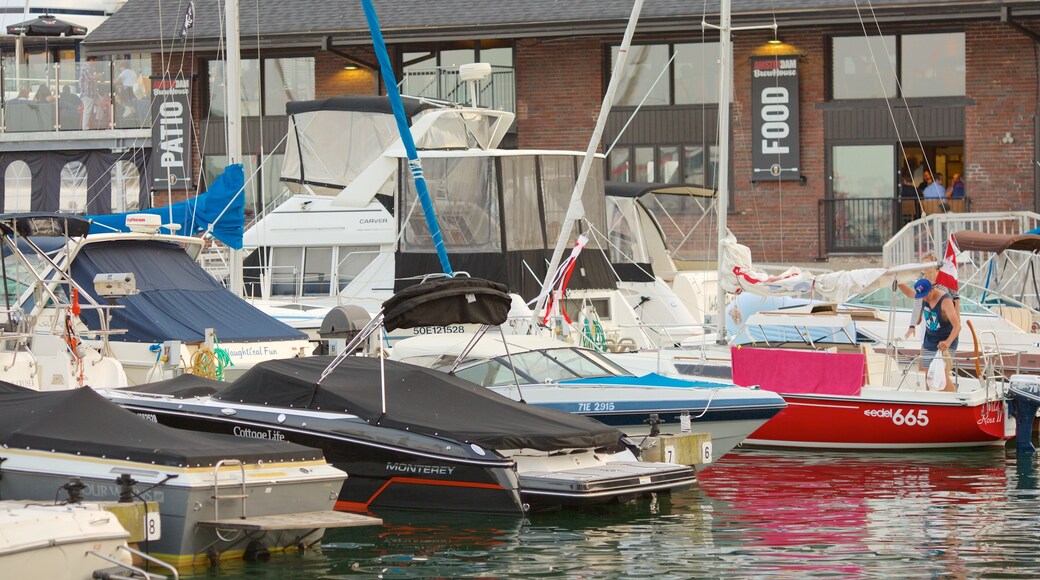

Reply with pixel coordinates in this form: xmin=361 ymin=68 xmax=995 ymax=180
xmin=111 ymin=161 xmax=140 ymax=213
xmin=610 ymin=144 xmax=716 ymax=187
xmin=612 ymin=42 xmax=721 ymax=106
xmin=336 ymin=246 xmax=380 ymax=290
xmin=4 ymin=161 xmax=31 ymax=212
xmin=59 ymin=161 xmax=87 ymax=213
xmin=401 ymin=46 xmax=515 ymax=111
xmin=208 ymin=57 xmax=313 ymax=117
xmin=831 ymin=33 xmax=964 ymax=99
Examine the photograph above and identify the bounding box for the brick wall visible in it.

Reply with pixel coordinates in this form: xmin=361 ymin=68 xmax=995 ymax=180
xmin=515 ymin=38 xmax=604 ymax=150
xmin=728 ymin=31 xmax=827 ymax=262
xmin=964 ymin=20 xmax=1038 ymax=213
xmin=315 ymin=49 xmax=379 ymax=98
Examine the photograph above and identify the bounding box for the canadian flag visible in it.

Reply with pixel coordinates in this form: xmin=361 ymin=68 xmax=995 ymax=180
xmin=934 ymin=235 xmax=959 ymax=292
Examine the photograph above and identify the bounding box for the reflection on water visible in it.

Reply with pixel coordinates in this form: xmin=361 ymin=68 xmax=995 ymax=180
xmin=183 ymin=447 xmax=1040 ymax=579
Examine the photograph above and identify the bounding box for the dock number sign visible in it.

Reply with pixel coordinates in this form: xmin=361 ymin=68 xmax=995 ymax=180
xmin=150 ymin=77 xmax=192 ymax=191
xmin=751 ymin=56 xmax=800 ymax=182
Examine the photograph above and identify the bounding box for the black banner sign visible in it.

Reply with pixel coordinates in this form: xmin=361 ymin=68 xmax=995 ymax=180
xmin=750 ymin=55 xmax=800 ymax=182
xmin=150 ymin=77 xmax=192 ymax=191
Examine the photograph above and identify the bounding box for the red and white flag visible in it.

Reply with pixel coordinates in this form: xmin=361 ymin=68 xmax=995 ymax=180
xmin=934 ymin=235 xmax=959 ymax=292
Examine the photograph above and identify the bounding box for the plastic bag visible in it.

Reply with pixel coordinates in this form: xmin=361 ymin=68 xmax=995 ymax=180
xmin=926 ymin=356 xmax=947 ymax=391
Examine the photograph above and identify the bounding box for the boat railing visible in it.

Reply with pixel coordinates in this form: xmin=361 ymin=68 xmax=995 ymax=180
xmin=883 ymin=210 xmax=1040 ymax=267
xmin=88 ymin=545 xmax=178 ymax=579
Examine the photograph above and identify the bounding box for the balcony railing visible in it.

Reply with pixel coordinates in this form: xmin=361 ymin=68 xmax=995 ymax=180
xmin=400 ymin=65 xmax=515 ymax=112
xmin=818 ymin=196 xmax=973 ymax=256
xmin=1 ymin=60 xmax=152 ymax=133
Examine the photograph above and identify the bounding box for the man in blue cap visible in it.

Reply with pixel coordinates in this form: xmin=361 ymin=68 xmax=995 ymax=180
xmin=911 ymin=278 xmax=960 ymax=391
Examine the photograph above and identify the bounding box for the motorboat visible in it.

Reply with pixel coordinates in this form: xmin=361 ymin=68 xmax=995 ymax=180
xmin=390 ymin=332 xmax=786 ymax=468
xmin=0 ymin=380 xmax=352 ymax=566
xmin=99 ymin=277 xmax=698 ymax=515
xmin=0 ymin=212 xmax=313 ymax=385
xmin=100 ymin=353 xmax=697 ymax=515
xmin=0 ymin=502 xmax=139 ymax=580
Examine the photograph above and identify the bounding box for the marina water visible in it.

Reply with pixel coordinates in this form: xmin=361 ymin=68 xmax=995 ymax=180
xmin=183 ymin=447 xmax=1040 ymax=578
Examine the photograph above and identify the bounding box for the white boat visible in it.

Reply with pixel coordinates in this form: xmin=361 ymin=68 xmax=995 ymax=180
xmin=0 ymin=213 xmax=313 ymax=385
xmin=0 ymin=502 xmax=138 ymax=580
xmin=391 ymin=331 xmax=786 ymax=468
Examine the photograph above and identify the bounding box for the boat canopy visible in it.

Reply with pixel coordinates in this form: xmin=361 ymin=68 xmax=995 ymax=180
xmin=952 ymin=230 xmax=1040 ymax=254
xmin=0 ymin=382 xmax=323 ymax=467
xmin=215 ymin=356 xmax=625 ymax=452
xmin=0 ymin=213 xmax=92 ymax=238
xmin=381 ymin=277 xmax=512 ymax=331
xmin=69 ymin=238 xmax=306 ymax=343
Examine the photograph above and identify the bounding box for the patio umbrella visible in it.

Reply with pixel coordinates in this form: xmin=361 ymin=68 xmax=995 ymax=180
xmin=6 ymin=15 xmax=88 ymax=36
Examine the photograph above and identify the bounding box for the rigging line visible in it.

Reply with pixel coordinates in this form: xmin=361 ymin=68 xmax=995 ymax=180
xmin=604 ymin=52 xmax=677 ymax=157
xmin=253 ymin=0 xmax=264 ymax=225
xmin=856 ymin=0 xmax=939 ymax=244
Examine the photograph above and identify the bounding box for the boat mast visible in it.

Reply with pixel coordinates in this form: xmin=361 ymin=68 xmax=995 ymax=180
xmin=704 ymin=0 xmax=776 ymax=343
xmin=360 ymin=0 xmax=454 ymax=277
xmin=225 ymin=0 xmax=244 ymax=295
xmin=533 ymin=0 xmax=645 ymax=322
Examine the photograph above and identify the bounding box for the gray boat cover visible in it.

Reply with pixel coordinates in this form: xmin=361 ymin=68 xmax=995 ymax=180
xmin=0 ymin=382 xmax=324 ymax=467
xmin=216 ymin=356 xmax=624 ymax=451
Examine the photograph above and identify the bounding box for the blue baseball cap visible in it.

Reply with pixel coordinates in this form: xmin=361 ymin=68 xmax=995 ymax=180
xmin=913 ymin=278 xmax=932 ymax=299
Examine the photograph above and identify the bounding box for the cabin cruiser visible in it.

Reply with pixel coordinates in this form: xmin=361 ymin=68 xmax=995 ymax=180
xmin=0 ymin=380 xmax=350 ymax=566
xmin=228 ymin=95 xmax=699 ymax=349
xmin=390 ymin=332 xmax=786 ymax=468
xmin=0 ymin=212 xmax=312 ymax=385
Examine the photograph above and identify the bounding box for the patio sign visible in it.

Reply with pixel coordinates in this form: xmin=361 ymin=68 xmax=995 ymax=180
xmin=150 ymin=77 xmax=192 ymax=191
xmin=750 ymin=55 xmax=800 ymax=182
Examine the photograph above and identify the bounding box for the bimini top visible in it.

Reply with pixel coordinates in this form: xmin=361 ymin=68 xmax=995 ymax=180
xmin=952 ymin=230 xmax=1040 ymax=254
xmin=381 ymin=277 xmax=512 ymax=332
xmin=605 ymin=181 xmax=716 ymax=199
xmin=0 ymin=213 xmax=92 ymax=238
xmin=68 ymin=238 xmax=306 ymax=343
xmin=0 ymin=382 xmax=323 ymax=467
xmin=285 ymin=95 xmax=440 ymax=117
xmin=216 ymin=356 xmax=624 ymax=452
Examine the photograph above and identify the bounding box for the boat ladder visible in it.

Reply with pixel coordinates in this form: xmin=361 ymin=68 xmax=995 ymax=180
xmin=211 ymin=459 xmax=248 ymax=541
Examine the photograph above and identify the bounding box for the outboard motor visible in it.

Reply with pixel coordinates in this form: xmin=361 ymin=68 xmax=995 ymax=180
xmin=1007 ymin=375 xmax=1040 ymax=455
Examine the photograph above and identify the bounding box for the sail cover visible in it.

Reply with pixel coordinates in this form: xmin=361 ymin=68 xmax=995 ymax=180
xmin=88 ymin=164 xmax=246 ymax=249
xmin=69 ymin=238 xmax=306 ymax=343
xmin=720 ymin=231 xmax=886 ymax=302
xmin=0 ymin=382 xmax=323 ymax=467
xmin=216 ymin=356 xmax=625 ymax=452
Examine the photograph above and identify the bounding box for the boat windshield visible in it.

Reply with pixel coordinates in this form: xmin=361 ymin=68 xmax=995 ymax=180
xmin=847 ymin=286 xmax=992 ymax=315
xmin=454 ymin=347 xmax=627 ymax=388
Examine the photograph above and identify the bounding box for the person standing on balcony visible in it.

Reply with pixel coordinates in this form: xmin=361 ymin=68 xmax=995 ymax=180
xmin=946 ymin=173 xmax=965 ymax=199
xmin=922 ymin=172 xmax=946 ymax=199
xmin=78 ymin=57 xmax=100 ymax=129
xmin=917 ymin=169 xmax=934 ymax=196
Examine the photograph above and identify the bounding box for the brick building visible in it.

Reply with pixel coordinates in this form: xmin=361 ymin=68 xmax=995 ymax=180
xmin=81 ymin=0 xmax=1040 ymax=260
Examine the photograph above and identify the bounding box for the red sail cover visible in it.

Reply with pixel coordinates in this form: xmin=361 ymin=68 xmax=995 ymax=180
xmin=730 ymin=346 xmax=865 ymax=396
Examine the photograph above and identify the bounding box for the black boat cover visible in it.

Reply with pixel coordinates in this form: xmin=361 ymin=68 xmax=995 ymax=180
xmin=381 ymin=277 xmax=512 ymax=331
xmin=216 ymin=356 xmax=623 ymax=451
xmin=123 ymin=373 xmax=226 ymax=398
xmin=0 ymin=382 xmax=324 ymax=467
xmin=68 ymin=239 xmax=307 ymax=343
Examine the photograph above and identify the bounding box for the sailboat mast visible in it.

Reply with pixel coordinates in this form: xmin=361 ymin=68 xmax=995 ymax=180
xmin=714 ymin=0 xmax=732 ymax=343
xmin=533 ymin=0 xmax=645 ymax=322
xmin=226 ymin=0 xmax=244 ymax=295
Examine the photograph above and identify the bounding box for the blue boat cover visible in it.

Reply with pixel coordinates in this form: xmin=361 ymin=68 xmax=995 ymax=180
xmin=560 ymin=373 xmax=732 ymax=389
xmin=70 ymin=239 xmax=306 ymax=343
xmin=87 ymin=164 xmax=245 ymax=249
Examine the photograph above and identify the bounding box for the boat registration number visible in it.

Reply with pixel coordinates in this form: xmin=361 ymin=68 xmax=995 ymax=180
xmin=412 ymin=325 xmax=465 ymax=335
xmin=578 ymin=402 xmax=616 ymax=412
xmin=864 ymin=408 xmax=930 ymax=427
